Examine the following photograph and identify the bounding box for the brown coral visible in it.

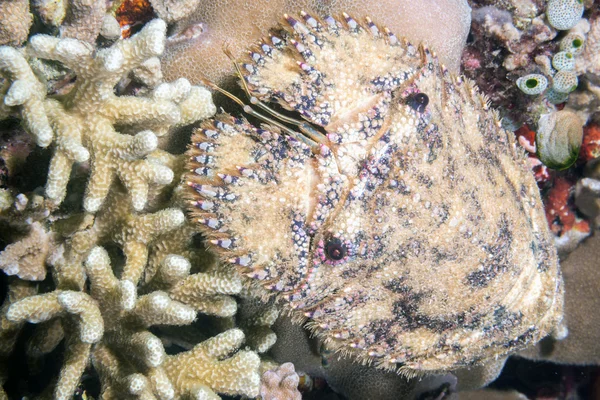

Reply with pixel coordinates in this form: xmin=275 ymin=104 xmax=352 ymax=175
xmin=149 ymin=0 xmax=201 ymax=23
xmin=0 ymin=0 xmax=33 ymax=46
xmin=59 ymin=0 xmax=107 ymax=42
xmin=0 ymin=221 xmax=50 ymax=280
xmin=260 ymin=362 xmax=302 ymax=400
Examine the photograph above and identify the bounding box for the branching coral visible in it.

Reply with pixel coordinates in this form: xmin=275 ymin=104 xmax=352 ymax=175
xmin=0 ymin=160 xmax=257 ymax=399
xmin=0 ymin=221 xmax=50 ymax=280
xmin=2 ymin=212 xmax=258 ymax=399
xmin=85 ymin=247 xmax=256 ymax=400
xmin=64 ymin=189 xmax=186 ymax=286
xmin=0 ymin=278 xmax=38 ymax=400
xmin=0 ymin=19 xmax=215 ymax=213
xmin=7 ymin=290 xmax=104 ymax=400
xmin=0 ymin=10 xmax=266 ymax=398
xmin=11 ymin=189 xmax=256 ymax=397
xmin=163 ymin=328 xmax=261 ymax=398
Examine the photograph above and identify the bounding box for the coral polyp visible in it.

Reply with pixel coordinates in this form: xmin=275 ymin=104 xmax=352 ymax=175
xmin=185 ymin=12 xmax=564 ymax=373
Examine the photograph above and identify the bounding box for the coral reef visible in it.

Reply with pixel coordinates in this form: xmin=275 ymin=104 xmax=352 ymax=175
xmin=0 ymin=1 xmax=599 ymax=399
xmin=464 ymin=1 xmax=593 ymax=128
xmin=464 ymin=0 xmax=600 ymax=263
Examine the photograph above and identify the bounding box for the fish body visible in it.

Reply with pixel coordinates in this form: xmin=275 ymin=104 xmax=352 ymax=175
xmin=185 ymin=12 xmax=563 ymax=372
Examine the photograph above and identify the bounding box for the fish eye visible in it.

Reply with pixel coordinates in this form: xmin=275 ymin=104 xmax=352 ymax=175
xmin=325 ymin=238 xmax=347 ymax=261
xmin=407 ymin=92 xmax=429 ymax=113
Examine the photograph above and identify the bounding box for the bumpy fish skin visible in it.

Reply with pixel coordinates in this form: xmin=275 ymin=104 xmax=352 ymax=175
xmin=185 ymin=12 xmax=563 ymax=372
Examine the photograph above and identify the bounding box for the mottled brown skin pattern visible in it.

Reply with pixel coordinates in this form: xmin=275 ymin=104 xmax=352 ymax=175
xmin=185 ymin=13 xmax=564 ymax=373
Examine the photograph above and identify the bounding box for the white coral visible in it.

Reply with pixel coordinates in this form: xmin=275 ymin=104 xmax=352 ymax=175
xmin=0 ymin=19 xmax=216 ymax=213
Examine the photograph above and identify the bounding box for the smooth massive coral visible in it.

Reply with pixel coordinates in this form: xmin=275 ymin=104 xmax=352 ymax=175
xmin=162 ymin=0 xmax=471 ymax=84
xmin=150 ymin=0 xmax=202 ymax=23
xmin=519 ymin=233 xmax=600 ymax=365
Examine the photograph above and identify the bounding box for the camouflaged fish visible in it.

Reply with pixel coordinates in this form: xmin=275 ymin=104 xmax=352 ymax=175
xmin=185 ymin=12 xmax=564 ymax=372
